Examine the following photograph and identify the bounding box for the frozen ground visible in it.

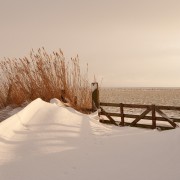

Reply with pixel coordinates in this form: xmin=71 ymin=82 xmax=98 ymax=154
xmin=0 ymin=98 xmax=180 ymax=180
xmin=100 ymin=88 xmax=180 ymax=106
xmin=100 ymin=88 xmax=180 ymax=119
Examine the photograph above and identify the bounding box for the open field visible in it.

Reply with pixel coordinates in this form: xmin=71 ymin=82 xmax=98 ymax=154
xmin=100 ymin=88 xmax=180 ymax=106
xmin=100 ymin=88 xmax=180 ymax=120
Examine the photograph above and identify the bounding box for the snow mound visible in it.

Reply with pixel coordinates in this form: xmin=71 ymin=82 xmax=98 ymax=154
xmin=50 ymin=98 xmax=66 ymax=107
xmin=0 ymin=98 xmax=47 ymax=139
xmin=0 ymin=98 xmax=180 ymax=180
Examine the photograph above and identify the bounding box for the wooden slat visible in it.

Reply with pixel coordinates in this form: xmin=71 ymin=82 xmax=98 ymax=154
xmin=156 ymin=105 xmax=180 ymax=111
xmin=100 ymin=102 xmax=120 ymax=107
xmin=155 ymin=107 xmax=178 ymax=128
xmin=99 ymin=111 xmax=120 ymax=117
xmin=124 ymin=114 xmax=180 ymax=122
xmin=152 ymin=105 xmax=156 ymax=129
xmin=120 ymin=103 xmax=124 ymax=126
xmin=130 ymin=108 xmax=152 ymax=126
xmin=100 ymin=102 xmax=150 ymax=108
xmin=100 ymin=107 xmax=118 ymax=126
xmin=99 ymin=120 xmax=174 ymax=130
xmin=99 ymin=119 xmax=116 ymax=124
xmin=172 ymin=118 xmax=180 ymax=123
xmin=123 ymin=104 xmax=150 ymax=108
xmin=100 ymin=111 xmax=180 ymax=122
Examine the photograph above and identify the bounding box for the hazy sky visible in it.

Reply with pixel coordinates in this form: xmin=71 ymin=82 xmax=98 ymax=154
xmin=1 ymin=0 xmax=180 ymax=87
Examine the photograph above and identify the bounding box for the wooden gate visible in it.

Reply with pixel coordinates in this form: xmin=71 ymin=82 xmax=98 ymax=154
xmin=99 ymin=103 xmax=180 ymax=130
xmin=91 ymin=83 xmax=180 ymax=130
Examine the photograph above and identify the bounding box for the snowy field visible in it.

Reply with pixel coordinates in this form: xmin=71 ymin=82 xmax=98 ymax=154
xmin=100 ymin=88 xmax=180 ymax=118
xmin=0 ymin=98 xmax=180 ymax=180
xmin=100 ymin=88 xmax=180 ymax=106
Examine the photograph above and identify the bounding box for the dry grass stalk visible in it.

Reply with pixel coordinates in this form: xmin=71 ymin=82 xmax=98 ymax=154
xmin=0 ymin=48 xmax=92 ymax=111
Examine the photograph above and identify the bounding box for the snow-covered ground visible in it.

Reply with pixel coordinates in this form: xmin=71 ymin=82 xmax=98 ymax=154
xmin=0 ymin=98 xmax=180 ymax=180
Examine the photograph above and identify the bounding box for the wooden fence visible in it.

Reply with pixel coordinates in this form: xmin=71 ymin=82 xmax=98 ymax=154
xmin=99 ymin=103 xmax=180 ymax=130
xmin=91 ymin=83 xmax=180 ymax=130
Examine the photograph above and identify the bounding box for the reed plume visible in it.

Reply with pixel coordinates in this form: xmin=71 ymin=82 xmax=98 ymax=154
xmin=0 ymin=48 xmax=91 ymax=111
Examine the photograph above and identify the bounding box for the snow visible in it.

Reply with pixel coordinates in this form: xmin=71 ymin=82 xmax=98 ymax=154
xmin=0 ymin=98 xmax=180 ymax=180
xmin=50 ymin=98 xmax=66 ymax=107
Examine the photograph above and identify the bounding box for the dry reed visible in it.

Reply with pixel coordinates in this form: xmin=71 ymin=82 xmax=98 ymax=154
xmin=0 ymin=48 xmax=92 ymax=111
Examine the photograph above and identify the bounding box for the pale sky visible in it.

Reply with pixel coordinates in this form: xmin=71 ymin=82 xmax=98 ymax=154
xmin=1 ymin=0 xmax=180 ymax=87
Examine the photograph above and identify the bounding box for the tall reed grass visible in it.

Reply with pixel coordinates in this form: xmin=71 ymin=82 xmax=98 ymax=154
xmin=0 ymin=48 xmax=92 ymax=111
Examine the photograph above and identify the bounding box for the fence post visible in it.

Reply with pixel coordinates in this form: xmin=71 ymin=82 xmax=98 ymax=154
xmin=152 ymin=104 xmax=156 ymax=129
xmin=120 ymin=103 xmax=125 ymax=126
xmin=91 ymin=82 xmax=99 ymax=111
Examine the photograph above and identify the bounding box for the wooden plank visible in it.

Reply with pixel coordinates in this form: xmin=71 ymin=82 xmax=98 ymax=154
xmin=130 ymin=108 xmax=152 ymax=126
xmin=99 ymin=111 xmax=180 ymax=122
xmin=124 ymin=114 xmax=180 ymax=122
xmin=100 ymin=102 xmax=149 ymax=108
xmin=123 ymin=104 xmax=150 ymax=108
xmin=173 ymin=118 xmax=180 ymax=123
xmin=152 ymin=105 xmax=156 ymax=129
xmin=100 ymin=102 xmax=120 ymax=107
xmin=99 ymin=119 xmax=115 ymax=124
xmin=120 ymin=103 xmax=124 ymax=126
xmin=156 ymin=105 xmax=180 ymax=111
xmin=155 ymin=107 xmax=178 ymax=128
xmin=100 ymin=107 xmax=118 ymax=126
xmin=99 ymin=120 xmax=174 ymax=130
xmin=99 ymin=111 xmax=120 ymax=117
